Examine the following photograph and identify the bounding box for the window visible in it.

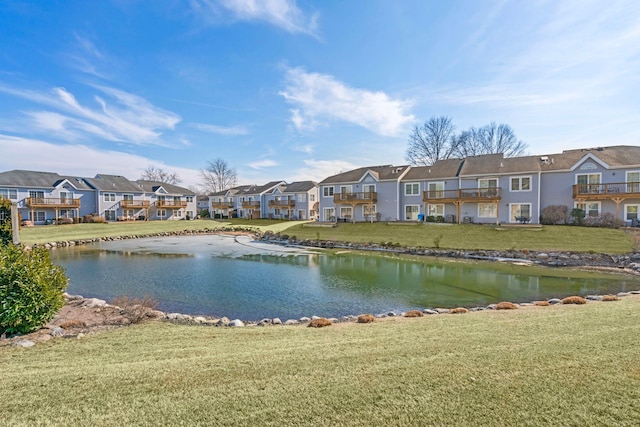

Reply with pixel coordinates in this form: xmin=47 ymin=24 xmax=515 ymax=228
xmin=158 ymin=209 xmax=167 ymax=218
xmin=363 ymin=184 xmax=375 ymax=193
xmin=323 ymin=207 xmax=335 ymax=221
xmin=30 ymin=211 xmax=45 ymax=222
xmin=176 ymin=210 xmax=182 ymax=217
xmin=309 ymin=194 xmax=316 ymax=202
xmin=339 ymin=185 xmax=352 ymax=194
xmin=297 ymin=194 xmax=306 ymax=202
xmin=322 ymin=186 xmax=334 ymax=197
xmin=627 ymin=171 xmax=640 ymax=193
xmin=105 ymin=210 xmax=116 ymax=221
xmin=0 ymin=189 xmax=17 ymax=200
xmin=186 ymin=196 xmax=194 ymax=202
xmin=123 ymin=194 xmax=133 ymax=201
xmin=405 ymin=183 xmax=420 ymax=196
xmin=427 ymin=204 xmax=444 ymax=217
xmin=510 ymin=176 xmax=531 ymax=192
xmin=29 ymin=190 xmax=45 ymax=203
xmin=479 ymin=178 xmax=498 ymax=196
xmin=58 ymin=210 xmax=74 ymax=218
xmin=339 ymin=206 xmax=353 ymax=219
xmin=478 ymin=203 xmax=497 ymax=218
xmin=157 ymin=196 xmax=166 ymax=202
xmin=187 ymin=211 xmax=194 ymax=219
xmin=363 ymin=204 xmax=376 ymax=215
xmin=427 ymin=182 xmax=444 ymax=198
xmin=104 ymin=193 xmax=116 ymax=202
xmin=510 ymin=204 xmax=531 ymax=222
xmin=174 ymin=196 xmax=181 ymax=203
xmin=405 ymin=205 xmax=420 ymax=220
xmin=274 ymin=208 xmax=281 ymax=216
xmin=576 ymin=173 xmax=601 ymax=194
xmin=625 ymin=205 xmax=639 ymax=221
xmin=575 ymin=202 xmax=600 ymax=217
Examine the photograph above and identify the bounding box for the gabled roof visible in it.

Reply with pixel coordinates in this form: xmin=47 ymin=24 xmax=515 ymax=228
xmin=135 ymin=180 xmax=195 ymax=196
xmin=85 ymin=174 xmax=144 ymax=193
xmin=237 ymin=181 xmax=285 ymax=196
xmin=538 ymin=146 xmax=640 ymax=171
xmin=459 ymin=153 xmax=542 ymax=176
xmin=281 ymin=181 xmax=317 ymax=193
xmin=401 ymin=159 xmax=463 ymax=180
xmin=320 ymin=165 xmax=409 ymax=184
xmin=0 ymin=170 xmax=93 ymax=190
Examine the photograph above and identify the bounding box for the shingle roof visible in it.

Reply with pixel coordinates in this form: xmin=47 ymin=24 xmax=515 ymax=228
xmin=319 ymin=165 xmax=409 ymax=184
xmin=135 ymin=180 xmax=195 ymax=195
xmin=0 ymin=170 xmax=93 ymax=190
xmin=538 ymin=145 xmax=640 ymax=171
xmin=401 ymin=159 xmax=463 ymax=180
xmin=281 ymin=181 xmax=317 ymax=193
xmin=458 ymin=154 xmax=542 ymax=176
xmin=85 ymin=174 xmax=144 ymax=193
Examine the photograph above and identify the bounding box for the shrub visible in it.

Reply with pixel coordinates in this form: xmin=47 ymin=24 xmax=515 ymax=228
xmin=0 ymin=245 xmax=68 ymax=335
xmin=111 ymin=295 xmax=159 ymax=324
xmin=404 ymin=310 xmax=424 ymax=318
xmin=562 ymin=296 xmax=587 ymax=305
xmin=426 ymin=215 xmax=435 ymax=223
xmin=199 ymin=209 xmax=210 ymax=219
xmin=583 ymin=213 xmax=625 ymax=228
xmin=534 ymin=301 xmax=550 ymax=307
xmin=83 ymin=214 xmax=106 ymax=224
xmin=601 ymin=294 xmax=619 ymax=302
xmin=357 ymin=314 xmax=375 ymax=323
xmin=570 ymin=208 xmax=585 ymax=225
xmin=435 ymin=215 xmax=445 ymax=223
xmin=58 ymin=319 xmax=86 ymax=329
xmin=496 ymin=301 xmax=518 ymax=310
xmin=540 ymin=205 xmax=569 ymax=225
xmin=451 ymin=307 xmax=468 ymax=314
xmin=1 ymin=197 xmax=12 ymax=245
xmin=308 ymin=318 xmax=332 ymax=328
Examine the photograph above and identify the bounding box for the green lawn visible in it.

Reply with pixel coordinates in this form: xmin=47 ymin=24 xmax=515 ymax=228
xmin=2 ymin=297 xmax=639 ymax=426
xmin=18 ymin=219 xmax=308 ymax=245
xmin=284 ymin=222 xmax=636 ymax=253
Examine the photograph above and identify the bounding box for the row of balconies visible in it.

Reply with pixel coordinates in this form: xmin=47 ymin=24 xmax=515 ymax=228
xmin=25 ymin=198 xmax=188 ymax=209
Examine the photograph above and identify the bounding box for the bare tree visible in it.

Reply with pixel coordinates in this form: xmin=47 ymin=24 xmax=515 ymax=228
xmin=200 ymin=158 xmax=238 ymax=193
xmin=479 ymin=122 xmax=526 ymax=157
xmin=406 ymin=116 xmax=461 ymax=166
xmin=139 ymin=166 xmax=181 ymax=184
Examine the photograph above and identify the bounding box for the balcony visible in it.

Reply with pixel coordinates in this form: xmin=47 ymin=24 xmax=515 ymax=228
xmin=572 ymin=182 xmax=640 ymax=200
xmin=241 ymin=201 xmax=261 ymax=209
xmin=121 ymin=200 xmax=150 ymax=209
xmin=333 ymin=192 xmax=378 ymax=204
xmin=156 ymin=200 xmax=188 ymax=208
xmin=268 ymin=199 xmax=296 ymax=208
xmin=212 ymin=201 xmax=235 ymax=209
xmin=26 ymin=197 xmax=80 ymax=208
xmin=423 ymin=188 xmax=502 ymax=203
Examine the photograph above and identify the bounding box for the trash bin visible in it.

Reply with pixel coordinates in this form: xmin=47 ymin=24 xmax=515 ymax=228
xmin=417 ymin=214 xmax=424 ymax=222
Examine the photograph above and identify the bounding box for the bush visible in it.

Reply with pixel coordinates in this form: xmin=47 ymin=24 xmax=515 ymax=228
xmin=496 ymin=301 xmax=518 ymax=310
xmin=199 ymin=209 xmax=210 ymax=219
xmin=308 ymin=318 xmax=332 ymax=328
xmin=83 ymin=214 xmax=106 ymax=224
xmin=583 ymin=213 xmax=625 ymax=228
xmin=540 ymin=205 xmax=569 ymax=225
xmin=562 ymin=296 xmax=587 ymax=305
xmin=357 ymin=314 xmax=375 ymax=323
xmin=111 ymin=295 xmax=159 ymax=324
xmin=1 ymin=197 xmax=12 ymax=246
xmin=534 ymin=301 xmax=550 ymax=306
xmin=570 ymin=208 xmax=585 ymax=225
xmin=601 ymin=295 xmax=619 ymax=302
xmin=404 ymin=310 xmax=424 ymax=318
xmin=451 ymin=307 xmax=468 ymax=314
xmin=0 ymin=245 xmax=68 ymax=335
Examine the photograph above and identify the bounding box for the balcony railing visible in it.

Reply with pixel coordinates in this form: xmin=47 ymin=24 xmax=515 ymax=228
xmin=572 ymin=182 xmax=640 ymax=198
xmin=156 ymin=200 xmax=188 ymax=208
xmin=121 ymin=200 xmax=150 ymax=208
xmin=333 ymin=192 xmax=378 ymax=204
xmin=26 ymin=197 xmax=81 ymax=208
xmin=422 ymin=188 xmax=502 ymax=202
xmin=241 ymin=201 xmax=261 ymax=208
xmin=211 ymin=201 xmax=235 ymax=209
xmin=268 ymin=199 xmax=296 ymax=208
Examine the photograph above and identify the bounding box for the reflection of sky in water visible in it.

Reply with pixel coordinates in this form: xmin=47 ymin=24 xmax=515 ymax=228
xmin=50 ymin=235 xmax=640 ymax=320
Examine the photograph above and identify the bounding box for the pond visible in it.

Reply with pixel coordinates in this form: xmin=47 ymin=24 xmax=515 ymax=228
xmin=49 ymin=235 xmax=640 ymax=320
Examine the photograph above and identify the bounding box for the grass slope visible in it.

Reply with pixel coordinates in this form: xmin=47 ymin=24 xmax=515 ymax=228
xmin=2 ymin=297 xmax=639 ymax=426
xmin=285 ymin=222 xmax=635 ymax=253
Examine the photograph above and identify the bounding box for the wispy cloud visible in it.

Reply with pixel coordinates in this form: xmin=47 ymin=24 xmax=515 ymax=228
xmin=280 ymin=67 xmax=415 ymax=137
xmin=191 ymin=0 xmax=319 ymax=38
xmin=248 ymin=159 xmax=278 ymax=169
xmin=0 ymin=134 xmax=202 ymax=187
xmin=190 ymin=122 xmax=249 ymax=135
xmin=64 ymin=33 xmax=113 ymax=79
xmin=288 ymin=159 xmax=358 ymax=183
xmin=0 ymin=83 xmax=181 ymax=146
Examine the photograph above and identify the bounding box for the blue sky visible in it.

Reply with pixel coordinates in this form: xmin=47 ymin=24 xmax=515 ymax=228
xmin=1 ymin=0 xmax=639 ymax=189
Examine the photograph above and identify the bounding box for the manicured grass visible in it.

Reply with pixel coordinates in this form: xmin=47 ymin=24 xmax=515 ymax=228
xmin=284 ymin=222 xmax=635 ymax=253
xmin=18 ymin=219 xmax=308 ymax=245
xmin=2 ymin=297 xmax=639 ymax=426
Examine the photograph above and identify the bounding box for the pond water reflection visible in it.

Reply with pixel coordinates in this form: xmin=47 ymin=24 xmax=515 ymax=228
xmin=49 ymin=235 xmax=640 ymax=320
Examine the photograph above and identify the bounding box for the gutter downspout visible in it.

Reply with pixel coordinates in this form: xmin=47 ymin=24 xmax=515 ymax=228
xmin=537 ymin=171 xmax=542 ymax=224
xmin=397 ymin=166 xmax=412 ymax=221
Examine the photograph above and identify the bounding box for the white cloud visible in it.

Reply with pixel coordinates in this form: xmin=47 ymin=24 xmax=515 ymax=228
xmin=191 ymin=0 xmax=319 ymax=37
xmin=291 ymin=143 xmax=313 ymax=154
xmin=0 ymin=134 xmax=202 ymax=188
xmin=190 ymin=122 xmax=249 ymax=135
xmin=248 ymin=159 xmax=278 ymax=169
xmin=280 ymin=67 xmax=415 ymax=137
xmin=0 ymin=83 xmax=181 ymax=146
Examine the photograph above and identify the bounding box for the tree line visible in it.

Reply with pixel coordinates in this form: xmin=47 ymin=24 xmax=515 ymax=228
xmin=405 ymin=116 xmax=527 ymax=166
xmin=139 ymin=158 xmax=238 ymax=195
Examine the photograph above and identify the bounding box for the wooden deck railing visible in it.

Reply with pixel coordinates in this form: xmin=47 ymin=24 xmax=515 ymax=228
xmin=333 ymin=192 xmax=378 ymax=203
xmin=268 ymin=200 xmax=296 ymax=207
xmin=26 ymin=197 xmax=81 ymax=208
xmin=211 ymin=201 xmax=235 ymax=209
xmin=121 ymin=200 xmax=150 ymax=208
xmin=156 ymin=200 xmax=188 ymax=208
xmin=572 ymin=182 xmax=640 ymax=198
xmin=422 ymin=188 xmax=502 ymax=202
xmin=241 ymin=201 xmax=261 ymax=208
